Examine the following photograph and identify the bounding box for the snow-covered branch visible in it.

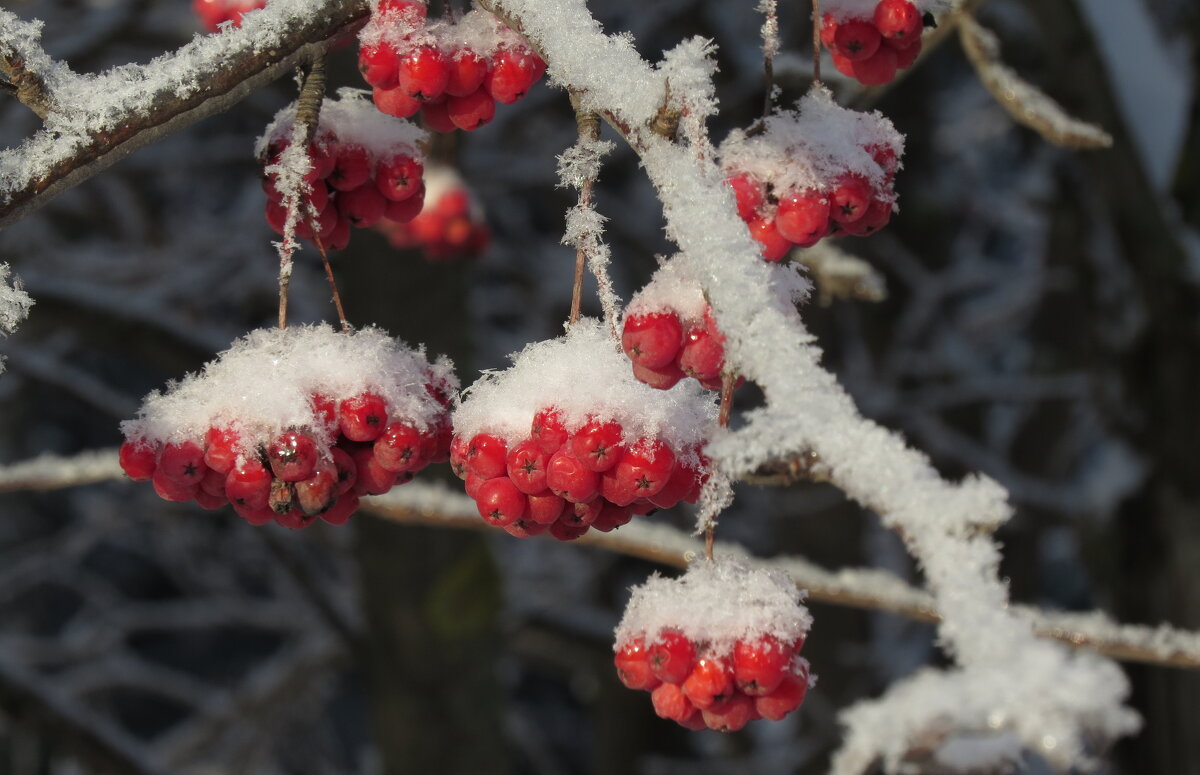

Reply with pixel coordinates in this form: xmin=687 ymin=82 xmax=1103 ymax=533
xmin=0 ymin=0 xmax=368 ymax=229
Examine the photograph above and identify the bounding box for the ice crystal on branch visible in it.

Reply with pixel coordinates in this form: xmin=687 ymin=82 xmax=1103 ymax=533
xmin=0 ymin=263 xmax=33 ymax=336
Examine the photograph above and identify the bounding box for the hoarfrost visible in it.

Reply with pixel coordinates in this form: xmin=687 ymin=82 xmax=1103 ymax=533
xmin=0 ymin=263 xmax=34 ymax=375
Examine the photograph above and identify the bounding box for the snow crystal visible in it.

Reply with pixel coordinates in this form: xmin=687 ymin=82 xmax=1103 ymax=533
xmin=556 ymin=137 xmax=615 ymax=191
xmin=0 ymin=263 xmax=33 ymax=335
xmin=822 ymin=0 xmax=951 ymax=23
xmin=614 ymin=558 xmax=812 ymax=653
xmin=719 ymin=84 xmax=904 ymax=198
xmin=121 ymin=325 xmax=455 ymax=457
xmin=452 ymin=318 xmax=716 ymax=457
xmin=256 ymin=88 xmax=427 ymax=161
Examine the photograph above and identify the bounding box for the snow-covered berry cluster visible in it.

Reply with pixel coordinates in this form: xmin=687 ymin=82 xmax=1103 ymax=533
xmin=374 ymin=165 xmax=490 ymax=261
xmin=359 ymin=1 xmax=546 ymax=132
xmin=258 ymin=90 xmax=428 ymax=252
xmin=119 ymin=326 xmax=456 ymax=529
xmin=614 ymin=561 xmax=814 ymax=731
xmin=451 ymin=320 xmax=715 ymax=539
xmin=719 ymin=85 xmax=904 ymax=260
xmin=820 ymin=0 xmax=943 ymax=85
xmin=192 ymin=0 xmax=265 ymax=32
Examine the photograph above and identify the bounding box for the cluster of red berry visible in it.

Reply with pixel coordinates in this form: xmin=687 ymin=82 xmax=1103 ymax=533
xmin=822 ymin=0 xmax=930 ymax=86
xmin=262 ymin=132 xmax=425 ymax=252
xmin=374 ymin=165 xmax=490 ymax=261
xmin=359 ymin=2 xmax=546 ymax=132
xmin=622 ymin=306 xmax=728 ymax=391
xmin=616 ymin=631 xmax=811 ymax=731
xmin=451 ymin=408 xmax=706 ymax=540
xmin=191 ymin=0 xmax=264 ymax=31
xmin=119 ymin=326 xmax=455 ymax=529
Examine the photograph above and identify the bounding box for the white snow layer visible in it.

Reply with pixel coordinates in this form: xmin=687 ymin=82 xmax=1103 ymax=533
xmin=822 ymin=0 xmax=951 ymax=23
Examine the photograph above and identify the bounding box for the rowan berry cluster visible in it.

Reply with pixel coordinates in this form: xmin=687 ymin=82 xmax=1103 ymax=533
xmin=258 ymin=91 xmax=427 ymax=252
xmin=452 ymin=320 xmax=716 ymax=539
xmin=191 ymin=0 xmax=264 ymax=32
xmin=119 ymin=326 xmax=456 ymax=529
xmin=374 ymin=165 xmax=490 ymax=261
xmin=359 ymin=1 xmax=546 ymax=132
xmin=623 ymin=306 xmax=727 ymax=391
xmin=614 ymin=562 xmax=814 ymax=731
xmin=821 ymin=0 xmax=935 ymax=86
xmin=719 ymin=85 xmax=904 ymax=259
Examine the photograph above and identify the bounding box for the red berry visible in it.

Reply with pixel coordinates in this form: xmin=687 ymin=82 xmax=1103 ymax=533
xmin=530 ymin=408 xmax=569 ymax=454
xmin=350 ymin=446 xmax=398 ymax=495
xmin=267 ymin=431 xmax=319 ymax=482
xmin=651 ymin=682 xmax=699 ymax=726
xmin=615 ymin=639 xmax=661 ymax=690
xmin=340 ymin=392 xmax=389 ymax=442
xmin=504 ymin=519 xmax=549 ymax=538
xmin=484 ymin=48 xmax=541 ymax=104
xmin=320 ymin=492 xmax=360 ymax=525
xmin=200 ymin=466 xmax=228 ymax=497
xmin=589 ymin=502 xmax=634 ymax=532
xmin=152 ymin=467 xmax=198 ymax=502
xmin=396 ymin=45 xmax=450 ymax=101
xmin=467 ymin=433 xmax=509 ymax=479
xmin=682 ymin=655 xmax=735 ymax=710
xmin=732 ymin=636 xmax=791 ymax=696
xmin=890 ymin=35 xmax=922 ymax=68
xmin=549 ymin=520 xmax=588 ymax=541
xmin=874 ymin=0 xmax=922 ymax=47
xmin=849 ymin=44 xmax=899 ymax=86
xmin=310 ymin=393 xmax=340 ymax=437
xmin=385 ymin=182 xmax=425 ymax=222
xmin=830 ymin=174 xmax=873 ymax=223
xmin=326 ymin=217 xmax=352 ymax=251
xmin=840 ymin=198 xmax=893 ymax=236
xmin=679 ymin=326 xmax=725 ymax=384
xmin=375 ymin=155 xmax=424 ymax=202
xmin=755 ymin=668 xmax=809 ymax=721
xmin=819 ymin=13 xmax=840 ymax=49
xmin=726 ymin=173 xmax=764 ymax=221
xmin=225 ymin=459 xmax=272 ymax=510
xmin=421 ymin=100 xmax=457 ymax=133
xmin=526 ymin=490 xmax=568 ymax=524
xmin=193 ymin=488 xmax=227 ymax=510
xmin=545 ymin=448 xmax=600 ymax=503
xmin=602 ymin=440 xmax=675 ymax=505
xmin=331 ymin=446 xmax=358 ymax=494
xmin=647 ymin=461 xmax=702 ymax=509
xmin=475 ymin=476 xmax=526 ymax=527
xmin=328 ymin=145 xmax=372 ymax=191
xmin=338 ymin=184 xmax=387 ymax=228
xmin=631 ymin=359 xmax=685 ymax=390
xmin=648 ymin=630 xmax=695 ymax=684
xmin=747 ymin=216 xmax=792 ymax=262
xmin=446 ymin=88 xmax=497 ymax=131
xmin=159 ymin=440 xmax=207 ymax=485
xmin=570 ymin=419 xmax=625 ymax=472
xmin=622 ymin=312 xmax=683 ymax=369
xmin=294 ymin=457 xmax=339 ymax=515
xmin=774 ymin=189 xmax=832 ymax=247
xmin=506 ymin=440 xmax=549 ymax=494
xmin=374 ymin=422 xmax=425 ymax=472
xmin=449 ymin=434 xmax=471 ymax=478
xmin=701 ymin=692 xmax=758 ymax=732
xmin=119 ymin=439 xmax=157 ymax=481
xmin=562 ymin=499 xmax=602 ymax=527
xmin=358 ymin=42 xmax=399 ymax=89
xmin=446 ymin=48 xmax=489 ymax=97
xmin=833 ymin=19 xmax=881 ymax=61
xmin=373 ymin=86 xmax=422 ymax=118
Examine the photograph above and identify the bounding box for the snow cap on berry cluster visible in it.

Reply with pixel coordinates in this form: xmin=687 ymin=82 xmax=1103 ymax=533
xmin=822 ymin=0 xmax=951 ymax=22
xmin=452 ymin=319 xmax=716 ymax=458
xmin=718 ymin=85 xmax=903 ymax=198
xmin=361 ymin=6 xmax=525 ymax=57
xmin=122 ymin=325 xmax=455 ymax=452
xmin=255 ymin=88 xmax=427 ymax=162
xmin=423 ymin=163 xmax=484 ymax=221
xmin=615 ymin=559 xmax=812 ymax=654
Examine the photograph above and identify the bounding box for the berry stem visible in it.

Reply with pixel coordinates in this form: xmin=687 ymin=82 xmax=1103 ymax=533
xmin=313 ymin=232 xmax=351 ymax=333
xmin=760 ymin=0 xmax=778 ymax=119
xmin=295 ymin=56 xmax=326 ymax=147
xmin=706 ymin=368 xmax=738 ymax=562
xmin=568 ymin=99 xmax=602 ymax=329
xmin=811 ymin=0 xmax=822 ymax=84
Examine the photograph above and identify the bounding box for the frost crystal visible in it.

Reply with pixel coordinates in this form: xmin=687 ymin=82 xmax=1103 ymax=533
xmin=614 ymin=558 xmax=812 ymax=654
xmin=0 ymin=264 xmax=33 ymax=335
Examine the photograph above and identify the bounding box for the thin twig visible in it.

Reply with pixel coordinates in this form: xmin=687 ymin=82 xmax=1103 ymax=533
xmin=0 ymin=45 xmax=54 ymax=120
xmin=811 ymin=0 xmax=822 ymax=85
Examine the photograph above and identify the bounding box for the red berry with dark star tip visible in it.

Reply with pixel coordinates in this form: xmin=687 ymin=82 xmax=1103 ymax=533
xmin=830 ymin=174 xmax=874 ymax=223
xmin=563 ymin=499 xmax=602 ymax=527
xmin=606 ymin=440 xmax=676 ymax=505
xmin=834 ymin=19 xmax=881 ymax=61
xmin=467 ymin=433 xmax=508 ymax=479
xmin=526 ymin=490 xmax=568 ymax=524
xmin=701 ymin=692 xmax=758 ymax=732
xmin=545 ymin=448 xmax=600 ymax=503
xmin=549 ymin=520 xmax=588 ymax=541
xmin=225 ymin=459 xmax=272 ymax=510
xmin=530 ymin=408 xmax=569 ymax=454
xmin=152 ymin=467 xmax=198 ymax=502
xmin=849 ymin=44 xmax=899 ymax=86
xmin=320 ymin=492 xmax=360 ymax=525
xmin=359 ymin=42 xmax=399 ymax=89
xmin=748 ymin=216 xmax=792 ymax=262
xmin=328 ymin=145 xmax=372 ymax=191
xmin=376 ymin=155 xmax=424 ymax=202
xmin=874 ymin=0 xmax=923 ymax=47
xmin=775 ymin=189 xmax=832 ymax=247
xmin=159 ymin=440 xmax=207 ymax=485
xmin=475 ymin=476 xmax=526 ymax=527
xmin=396 ymin=45 xmax=450 ymax=102
xmin=119 ymin=439 xmax=157 ymax=481
xmin=648 ymin=630 xmax=695 ymax=684
xmin=446 ymin=48 xmax=489 ymax=97
xmin=340 ymin=392 xmax=389 ymax=442
xmin=506 ymin=440 xmax=549 ymax=494
xmin=571 ymin=419 xmax=625 ymax=472
xmin=622 ymin=312 xmax=683 ymax=369
xmin=374 ymin=422 xmax=425 ymax=472
xmin=615 ymin=638 xmax=661 ymax=690
xmin=679 ymin=326 xmax=725 ymax=384
xmin=726 ymin=173 xmax=764 ymax=221
xmin=268 ymin=431 xmax=318 ymax=482
xmin=484 ymin=48 xmax=541 ymax=104
xmin=682 ymin=655 xmax=735 ymax=710
xmin=373 ymin=86 xmax=422 ymax=119
xmin=755 ymin=667 xmax=810 ymax=721
xmin=330 ymin=447 xmax=357 ymax=495
xmin=447 ymin=88 xmax=497 ymax=131
xmin=732 ymin=636 xmax=792 ymax=696
xmin=841 ymin=198 xmax=893 ymax=236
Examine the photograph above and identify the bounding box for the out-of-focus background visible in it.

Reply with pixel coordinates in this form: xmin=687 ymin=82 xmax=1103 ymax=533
xmin=0 ymin=0 xmax=1198 ymax=773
